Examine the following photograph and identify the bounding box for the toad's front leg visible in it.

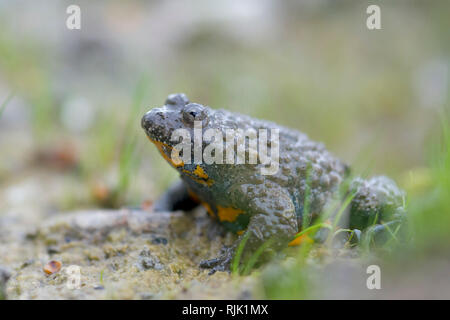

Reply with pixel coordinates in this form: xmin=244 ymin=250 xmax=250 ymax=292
xmin=153 ymin=179 xmax=200 ymax=212
xmin=200 ymin=185 xmax=298 ymax=274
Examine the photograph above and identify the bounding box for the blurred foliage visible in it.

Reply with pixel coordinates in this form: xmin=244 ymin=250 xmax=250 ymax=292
xmin=0 ymin=1 xmax=448 ymax=207
xmin=408 ymin=112 xmax=450 ymax=253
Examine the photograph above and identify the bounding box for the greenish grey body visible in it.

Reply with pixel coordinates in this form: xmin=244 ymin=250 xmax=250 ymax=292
xmin=141 ymin=93 xmax=405 ymax=273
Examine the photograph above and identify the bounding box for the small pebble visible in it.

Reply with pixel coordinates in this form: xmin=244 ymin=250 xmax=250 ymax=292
xmin=43 ymin=260 xmax=62 ymax=275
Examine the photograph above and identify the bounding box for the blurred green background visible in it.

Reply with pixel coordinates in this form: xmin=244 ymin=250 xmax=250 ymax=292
xmin=1 ymin=0 xmax=450 ymax=300
xmin=0 ymin=0 xmax=448 ymax=209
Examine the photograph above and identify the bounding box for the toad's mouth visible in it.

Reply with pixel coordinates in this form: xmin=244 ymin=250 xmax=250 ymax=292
xmin=147 ymin=136 xmax=184 ymax=168
xmin=148 ymin=136 xmax=215 ymax=187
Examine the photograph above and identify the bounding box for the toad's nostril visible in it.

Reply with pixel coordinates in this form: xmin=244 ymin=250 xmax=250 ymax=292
xmin=142 ymin=108 xmax=166 ymax=130
xmin=141 ymin=111 xmax=154 ymax=129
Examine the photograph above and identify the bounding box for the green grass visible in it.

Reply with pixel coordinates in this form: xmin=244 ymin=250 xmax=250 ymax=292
xmin=80 ymin=76 xmax=149 ymax=208
xmin=0 ymin=31 xmax=56 ymax=141
xmin=115 ymin=76 xmax=148 ymax=206
xmin=260 ymin=243 xmax=316 ymax=299
xmin=301 ymin=163 xmax=313 ymax=229
xmin=99 ymin=270 xmax=105 ymax=287
xmin=231 ymin=231 xmax=250 ymax=275
xmin=407 ymin=111 xmax=450 ymax=253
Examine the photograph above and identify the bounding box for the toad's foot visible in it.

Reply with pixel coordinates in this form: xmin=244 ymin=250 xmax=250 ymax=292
xmin=349 ymin=176 xmax=405 ymax=230
xmin=200 ymin=250 xmax=233 ymax=275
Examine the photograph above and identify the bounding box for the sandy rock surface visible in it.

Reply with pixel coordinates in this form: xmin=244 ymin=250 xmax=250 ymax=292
xmin=0 ymin=206 xmax=256 ymax=299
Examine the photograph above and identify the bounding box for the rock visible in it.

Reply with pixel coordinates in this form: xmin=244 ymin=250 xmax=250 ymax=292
xmin=37 ymin=208 xmax=175 ymax=243
xmin=3 ymin=207 xmax=236 ymax=299
xmin=0 ymin=162 xmax=254 ymax=298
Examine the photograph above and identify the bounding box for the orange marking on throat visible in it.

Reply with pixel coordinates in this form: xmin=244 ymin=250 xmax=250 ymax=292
xmin=148 ymin=137 xmax=184 ymax=168
xmin=193 ymin=165 xmax=208 ymax=179
xmin=182 ymin=165 xmax=214 ymax=186
xmin=148 ymin=137 xmax=214 ymax=186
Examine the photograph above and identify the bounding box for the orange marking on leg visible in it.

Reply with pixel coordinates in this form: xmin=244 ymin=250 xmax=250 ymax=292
xmin=148 ymin=137 xmax=184 ymax=168
xmin=201 ymin=202 xmax=215 ymax=218
xmin=217 ymin=206 xmax=243 ymax=223
xmin=288 ymin=234 xmax=314 ymax=246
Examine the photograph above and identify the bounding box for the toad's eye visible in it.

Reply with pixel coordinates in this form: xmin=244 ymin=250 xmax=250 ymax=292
xmin=189 ymin=110 xmax=198 ymax=117
xmin=182 ymin=103 xmax=207 ymax=124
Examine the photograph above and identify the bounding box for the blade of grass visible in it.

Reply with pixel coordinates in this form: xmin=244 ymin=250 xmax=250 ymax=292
xmin=325 ymin=192 xmax=355 ymax=246
xmin=381 ymin=220 xmax=400 ymax=244
xmin=292 ymin=222 xmax=332 ymax=240
xmin=242 ymin=238 xmax=274 ymax=275
xmin=331 ymin=228 xmax=359 ymax=247
xmin=0 ymin=92 xmax=13 ymax=118
xmin=301 ymin=163 xmax=313 ymax=228
xmin=231 ymin=231 xmax=250 ymax=275
xmin=333 ymin=228 xmax=354 ymax=238
xmin=99 ymin=270 xmax=105 ymax=286
xmin=116 ymin=76 xmax=149 ymax=203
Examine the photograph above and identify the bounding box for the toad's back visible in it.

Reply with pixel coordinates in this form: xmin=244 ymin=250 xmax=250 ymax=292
xmin=185 ymin=107 xmax=349 ymax=223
